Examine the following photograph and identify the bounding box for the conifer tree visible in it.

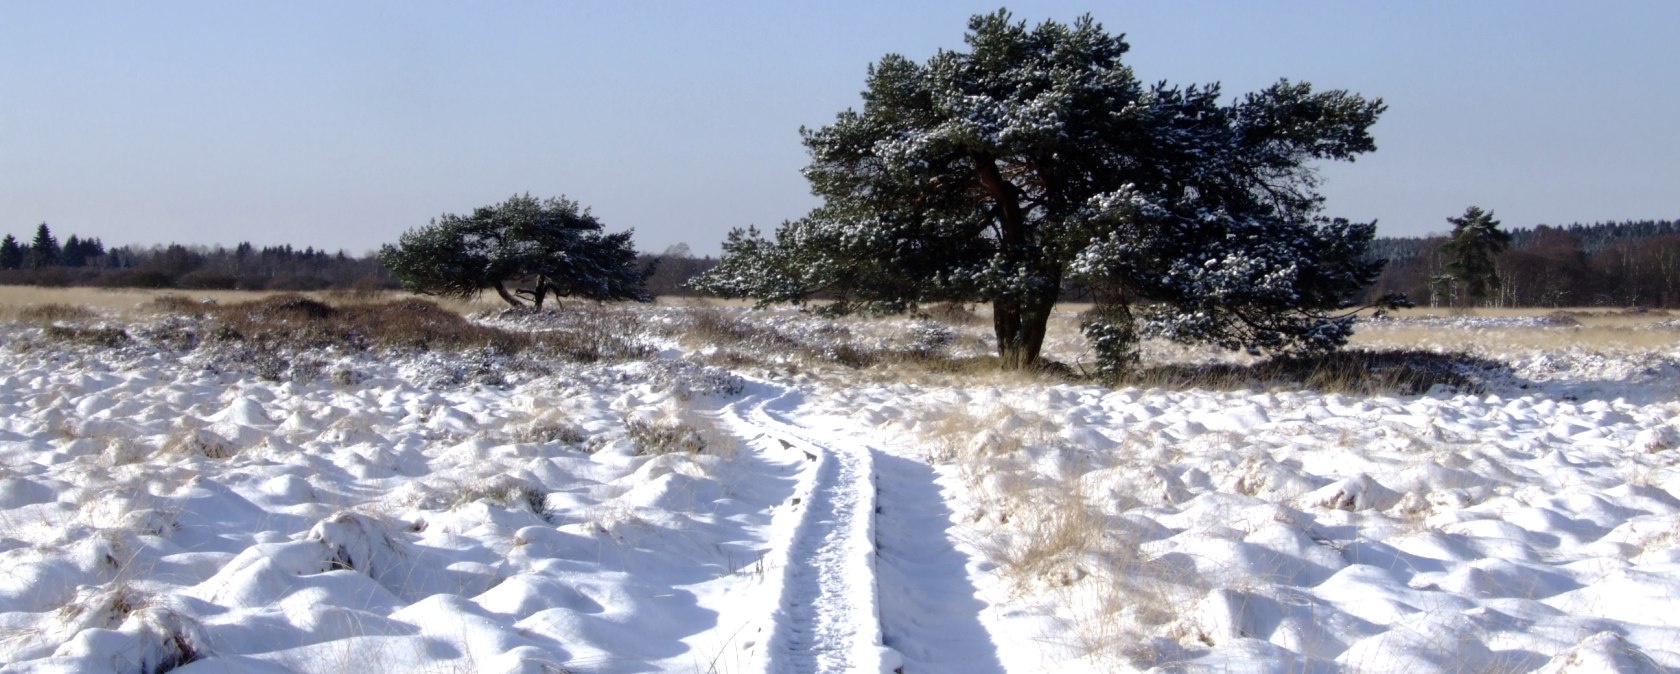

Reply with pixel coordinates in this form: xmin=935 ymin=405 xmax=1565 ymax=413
xmin=28 ymin=223 xmax=60 ymax=268
xmin=380 ymin=194 xmax=649 ymax=308
xmin=1440 ymin=206 xmax=1512 ymax=306
xmin=63 ymin=235 xmax=85 ymax=267
xmin=694 ymin=10 xmax=1402 ymax=369
xmin=0 ymin=234 xmax=22 ymax=270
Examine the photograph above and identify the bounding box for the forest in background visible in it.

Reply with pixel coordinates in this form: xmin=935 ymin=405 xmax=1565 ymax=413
xmin=1365 ymin=219 xmax=1680 ymax=308
xmin=0 ymin=223 xmax=718 ymax=298
xmin=3 ymin=219 xmax=1677 ymax=309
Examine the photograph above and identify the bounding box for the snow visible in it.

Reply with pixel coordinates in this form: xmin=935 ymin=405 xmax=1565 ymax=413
xmin=2 ymin=305 xmax=1680 ymax=672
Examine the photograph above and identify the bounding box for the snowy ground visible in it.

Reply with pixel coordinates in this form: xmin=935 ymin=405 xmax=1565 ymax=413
xmin=2 ymin=300 xmax=1679 ymax=673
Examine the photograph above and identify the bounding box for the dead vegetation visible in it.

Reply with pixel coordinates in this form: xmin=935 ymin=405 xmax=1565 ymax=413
xmin=1110 ymin=349 xmax=1508 ymax=395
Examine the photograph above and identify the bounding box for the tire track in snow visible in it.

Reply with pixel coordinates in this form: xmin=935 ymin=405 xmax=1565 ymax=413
xmin=721 ymin=380 xmax=1007 ymax=674
xmin=724 ymin=384 xmax=893 ymax=673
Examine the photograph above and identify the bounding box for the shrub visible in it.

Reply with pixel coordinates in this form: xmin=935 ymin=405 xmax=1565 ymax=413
xmin=18 ymin=303 xmax=97 ymax=324
xmin=910 ymin=320 xmax=953 ymax=354
xmin=539 ymin=303 xmax=650 ymax=362
xmin=43 ymin=324 xmax=131 ymax=348
xmin=143 ymin=295 xmax=211 ymax=317
xmin=177 ymin=269 xmax=238 ymax=290
xmin=1081 ymin=306 xmax=1139 ymax=377
xmin=625 ymin=417 xmax=707 ymax=456
xmin=1118 ymin=349 xmax=1503 ymax=395
xmin=454 ymin=474 xmax=548 ymax=516
xmin=510 ymin=419 xmax=590 ymax=446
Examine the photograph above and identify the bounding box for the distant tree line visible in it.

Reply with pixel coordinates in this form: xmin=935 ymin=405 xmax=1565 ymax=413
xmin=0 ymin=222 xmax=394 ymax=291
xmin=636 ymin=244 xmax=717 ymax=298
xmin=1365 ymin=219 xmax=1680 ymax=308
xmin=9 ymin=212 xmax=1676 ymax=310
xmin=1 ymin=221 xmax=721 ymax=298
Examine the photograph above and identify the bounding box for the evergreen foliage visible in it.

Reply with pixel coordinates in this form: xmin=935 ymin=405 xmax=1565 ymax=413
xmin=0 ymin=235 xmax=21 ymax=270
xmin=379 ymin=194 xmax=649 ymax=309
xmin=693 ymin=10 xmax=1401 ymax=369
xmin=28 ymin=223 xmax=60 ymax=269
xmin=1438 ymin=206 xmax=1512 ymax=305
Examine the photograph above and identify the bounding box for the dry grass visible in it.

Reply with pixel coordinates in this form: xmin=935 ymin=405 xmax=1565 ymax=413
xmin=139 ymin=294 xmax=533 ymax=355
xmin=1352 ymin=323 xmax=1680 ymax=352
xmin=622 ymin=401 xmax=735 ymax=461
xmin=1115 ymin=349 xmax=1503 ymax=395
xmin=912 ymin=399 xmax=1209 ymax=667
xmin=1351 ymin=305 xmax=1680 ymax=352
xmin=0 ymin=286 xmax=516 ymax=321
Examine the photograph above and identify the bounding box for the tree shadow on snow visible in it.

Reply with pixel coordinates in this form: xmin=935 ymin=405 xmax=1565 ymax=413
xmin=873 ymin=450 xmax=1008 ymax=674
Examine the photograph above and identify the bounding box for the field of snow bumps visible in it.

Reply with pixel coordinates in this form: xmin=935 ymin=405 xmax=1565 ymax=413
xmin=832 ymin=358 xmax=1680 ymax=672
xmin=0 ymin=328 xmax=793 ymax=674
xmin=3 ymin=307 xmax=1680 ymax=673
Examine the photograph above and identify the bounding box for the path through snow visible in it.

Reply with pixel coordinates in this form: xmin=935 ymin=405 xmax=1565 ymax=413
xmin=720 ymin=380 xmax=1006 ymax=674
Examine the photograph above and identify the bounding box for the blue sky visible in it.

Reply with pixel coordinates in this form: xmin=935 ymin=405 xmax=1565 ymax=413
xmin=3 ymin=2 xmax=1676 ymax=255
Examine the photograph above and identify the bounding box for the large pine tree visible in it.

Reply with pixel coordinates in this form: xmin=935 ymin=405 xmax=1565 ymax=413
xmin=695 ymin=10 xmax=1400 ymax=369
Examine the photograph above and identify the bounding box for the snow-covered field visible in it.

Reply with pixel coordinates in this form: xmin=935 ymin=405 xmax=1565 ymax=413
xmin=2 ymin=298 xmax=1679 ymax=673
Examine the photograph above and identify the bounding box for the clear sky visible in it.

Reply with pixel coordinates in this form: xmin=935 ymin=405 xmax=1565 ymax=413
xmin=3 ymin=2 xmax=1676 ymax=256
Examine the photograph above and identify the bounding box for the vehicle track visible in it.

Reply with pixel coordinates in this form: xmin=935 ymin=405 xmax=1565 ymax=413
xmin=722 ymin=385 xmax=894 ymax=674
xmin=719 ymin=379 xmax=1006 ymax=674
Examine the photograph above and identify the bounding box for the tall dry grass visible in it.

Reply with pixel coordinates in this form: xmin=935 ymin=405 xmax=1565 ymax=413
xmin=0 ymin=286 xmax=514 ymax=321
xmin=911 ymin=399 xmax=1210 ymax=667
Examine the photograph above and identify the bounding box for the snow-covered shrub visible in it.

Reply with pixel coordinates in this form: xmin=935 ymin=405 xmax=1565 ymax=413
xmin=330 ymin=366 xmax=367 ymax=387
xmin=132 ymin=315 xmax=200 ymax=351
xmin=510 ymin=419 xmax=589 ymax=446
xmin=250 ymin=349 xmax=290 ymax=381
xmin=910 ymin=320 xmax=953 ymax=354
xmin=47 ymin=587 xmax=206 ymax=674
xmin=43 ymin=324 xmax=131 ymax=349
xmin=406 ymin=346 xmax=524 ymax=389
xmin=625 ymin=416 xmax=707 ymax=456
xmin=454 ymin=474 xmax=548 ymax=516
xmin=163 ymin=428 xmax=236 ymax=459
xmin=309 ymin=511 xmax=405 ymax=578
xmin=56 ymin=584 xmax=147 ymax=636
xmin=647 ymin=360 xmax=746 ymax=400
xmin=540 ymin=302 xmax=651 ymax=362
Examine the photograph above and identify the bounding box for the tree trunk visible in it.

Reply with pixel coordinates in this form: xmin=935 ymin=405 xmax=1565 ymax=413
xmin=975 ymin=153 xmax=1055 ymax=370
xmin=491 ymin=280 xmax=524 ymax=307
xmin=531 ymin=277 xmax=549 ymax=310
xmin=993 ymin=286 xmax=1058 ymax=370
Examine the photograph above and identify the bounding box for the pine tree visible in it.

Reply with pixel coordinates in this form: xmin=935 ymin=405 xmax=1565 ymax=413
xmin=694 ymin=10 xmax=1400 ymax=370
xmin=380 ymin=194 xmax=649 ymax=308
xmin=62 ymin=235 xmax=86 ymax=267
xmin=28 ymin=223 xmax=60 ymax=268
xmin=1439 ymin=206 xmax=1512 ymax=306
xmin=83 ymin=237 xmax=105 ymax=266
xmin=0 ymin=235 xmax=22 ymax=270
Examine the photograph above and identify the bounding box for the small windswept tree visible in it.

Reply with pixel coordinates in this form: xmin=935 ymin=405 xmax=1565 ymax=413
xmin=1438 ymin=206 xmax=1511 ymax=307
xmin=693 ymin=10 xmax=1403 ymax=370
xmin=380 ymin=194 xmax=649 ymax=309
